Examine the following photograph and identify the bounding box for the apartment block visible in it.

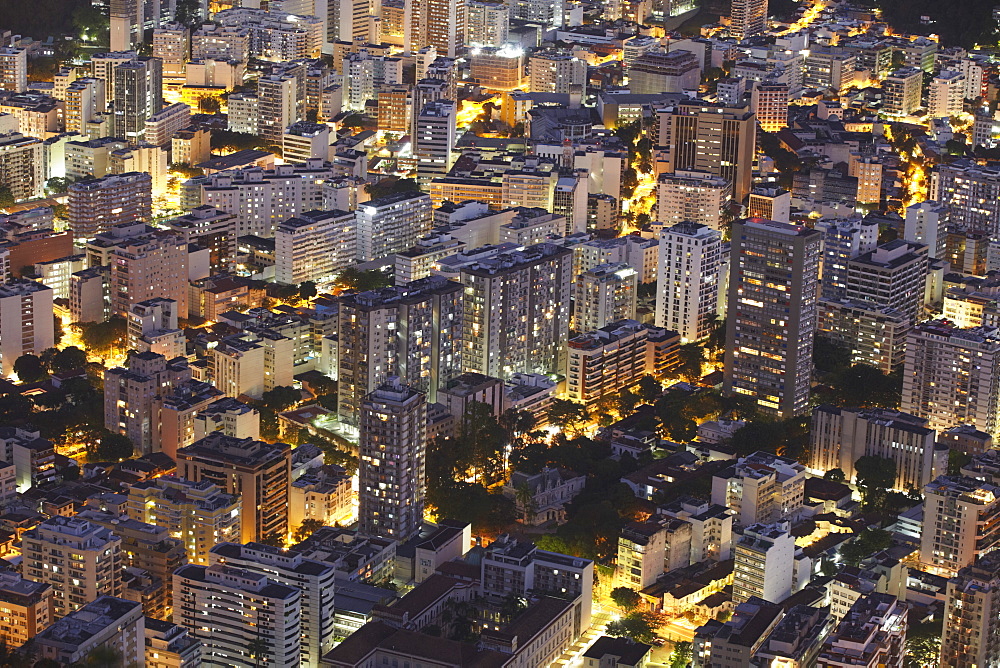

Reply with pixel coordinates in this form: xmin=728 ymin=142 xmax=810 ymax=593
xmin=176 ymin=432 xmax=291 ymax=544
xmin=920 ymin=475 xmax=1000 ymax=575
xmin=0 ymin=280 xmax=54 ymax=378
xmin=22 ymin=516 xmax=124 ymax=619
xmin=712 ymin=452 xmax=806 ymax=527
xmin=565 ymin=319 xmax=650 ymax=405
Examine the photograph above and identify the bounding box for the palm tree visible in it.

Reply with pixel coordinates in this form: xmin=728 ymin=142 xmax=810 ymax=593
xmin=247 ymin=636 xmax=269 ymax=668
xmin=514 ymin=483 xmax=537 ymax=524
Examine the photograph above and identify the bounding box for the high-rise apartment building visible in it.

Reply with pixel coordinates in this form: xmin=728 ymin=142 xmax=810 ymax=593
xmin=460 ymin=243 xmax=574 ymax=379
xmin=0 ymin=48 xmax=28 ymax=93
xmin=110 ymin=231 xmax=189 ymax=317
xmin=152 ymin=23 xmax=191 ymax=77
xmin=751 ymin=83 xmax=790 ymax=132
xmin=627 ymin=49 xmax=701 ymax=94
xmin=127 ymin=476 xmax=241 ymax=565
xmin=746 ymin=188 xmax=791 ymax=223
xmin=931 ymin=161 xmax=1000 ymax=235
xmin=724 ymin=219 xmax=821 ymax=418
xmin=67 ymin=172 xmax=153 ymax=240
xmin=22 ymin=516 xmax=124 ymax=619
xmin=656 ymin=221 xmax=723 ymax=343
xmin=34 ymin=597 xmax=144 ymax=666
xmin=467 ymin=1 xmax=510 ymax=46
xmin=113 ymin=57 xmax=164 ymax=144
xmin=0 ymin=573 xmax=51 ymax=648
xmin=573 ymin=263 xmax=638 ymax=333
xmin=90 ymin=51 xmax=137 ymax=102
xmin=655 ymin=170 xmax=732 ymax=231
xmin=666 ymin=102 xmax=756 ymax=201
xmin=209 ymin=542 xmax=335 ymax=668
xmin=275 ymin=209 xmax=355 ymax=284
xmin=730 ymin=0 xmax=768 ymax=40
xmin=0 ymin=280 xmax=54 ymax=378
xmin=528 ymin=51 xmax=588 ymax=94
xmin=904 ymin=200 xmax=949 ymax=260
xmin=414 ymin=100 xmax=457 ymax=185
xmin=191 ymin=24 xmax=249 ymax=63
xmin=815 ymin=217 xmax=879 ymax=300
xmin=337 ymin=275 xmax=463 ymax=425
xmin=173 ymin=564 xmax=301 ymax=667
xmin=901 ymin=320 xmax=1000 ymax=437
xmin=176 ymin=433 xmax=291 ymax=544
xmin=929 ymin=70 xmax=966 ymax=118
xmin=257 ymin=61 xmax=306 ymax=142
xmin=65 ymin=78 xmax=107 ymax=136
xmin=358 ymin=378 xmax=427 ymax=542
xmin=920 ymin=475 xmax=1000 ymax=575
xmin=110 ymin=0 xmax=143 ymax=51
xmin=104 ymin=351 xmax=192 ymax=455
xmin=565 ymin=320 xmax=655 ymax=405
xmin=810 ymin=405 xmax=946 ymax=490
xmin=844 ymin=240 xmax=929 ymax=324
xmin=355 ymin=191 xmax=434 ymax=261
xmin=0 ymin=133 xmax=44 ymax=202
xmin=882 ymin=67 xmax=923 ymax=116
xmin=712 ymin=452 xmax=806 ymax=528
xmin=940 ymin=551 xmax=1000 ymax=668
xmin=732 ymin=522 xmax=795 ymax=604
xmin=405 ymin=0 xmax=467 ymax=57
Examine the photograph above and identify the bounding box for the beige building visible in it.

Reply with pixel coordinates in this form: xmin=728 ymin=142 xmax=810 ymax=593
xmin=22 ymin=516 xmax=124 ymax=619
xmin=920 ymin=475 xmax=1000 ymax=575
xmin=176 ymin=432 xmax=291 ymax=544
xmin=127 ymin=475 xmax=241 ymax=565
xmin=566 ymin=319 xmax=649 ymax=405
xmin=0 ymin=573 xmax=51 ymax=648
xmin=940 ymin=551 xmax=1000 ymax=668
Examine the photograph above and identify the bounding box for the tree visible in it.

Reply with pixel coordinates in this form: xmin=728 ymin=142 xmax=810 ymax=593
xmin=670 ymin=641 xmax=693 ymax=668
xmin=93 ymin=432 xmax=134 ymax=461
xmin=547 ymin=398 xmax=589 ymax=437
xmin=13 ymin=354 xmax=47 ymax=382
xmin=50 ymin=346 xmax=88 ymax=373
xmin=81 ymin=645 xmax=124 ymax=668
xmin=77 ymin=317 xmax=127 ymax=357
xmin=174 ymin=0 xmax=202 ymax=25
xmin=905 ymin=619 xmax=943 ymax=668
xmin=677 ymin=343 xmax=706 ymax=383
xmin=335 ymin=267 xmax=393 ymax=292
xmin=610 ymin=586 xmax=642 ymax=612
xmin=854 ymin=455 xmax=897 ymax=512
xmin=514 ymin=483 xmax=537 ymax=524
xmin=824 ymin=468 xmax=846 ymax=482
xmin=299 ymin=281 xmax=318 ymax=301
xmin=258 ymin=532 xmax=284 ymax=548
xmin=827 ymin=364 xmax=902 ymax=408
xmin=606 ymin=611 xmax=658 ymax=644
xmin=637 ymin=375 xmax=662 ymax=403
xmin=948 ymin=448 xmax=972 ymax=476
xmin=260 ymin=385 xmax=301 ymax=413
xmin=616 ymin=389 xmax=641 ymax=416
xmin=0 ymin=185 xmax=14 ymax=209
xmin=841 ymin=528 xmax=892 ymax=566
xmin=293 ymin=518 xmax=325 ymax=542
xmin=247 ymin=636 xmax=269 ymax=668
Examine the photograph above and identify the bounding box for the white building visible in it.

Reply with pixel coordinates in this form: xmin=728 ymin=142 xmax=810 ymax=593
xmin=209 ymin=542 xmax=336 ymax=668
xmin=34 ymin=597 xmax=143 ymax=666
xmin=732 ymin=522 xmax=796 ymax=604
xmin=904 ymin=200 xmax=949 ymax=260
xmin=414 ymin=100 xmax=457 ymax=185
xmin=656 ymin=221 xmax=722 ymax=343
xmin=712 ymin=452 xmax=806 ymax=527
xmin=173 ymin=563 xmax=301 ymax=666
xmin=929 ymin=70 xmax=966 ymax=119
xmin=655 ymin=170 xmax=732 ymax=231
xmin=0 ymin=280 xmax=54 ymax=378
xmin=355 ymin=191 xmax=433 ymax=261
xmin=275 ymin=209 xmax=355 ymax=284
xmin=573 ymin=262 xmax=637 ymax=333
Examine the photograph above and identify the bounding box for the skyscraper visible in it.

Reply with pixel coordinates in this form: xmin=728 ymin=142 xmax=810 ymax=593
xmin=460 ymin=243 xmax=574 ymax=379
xmin=901 ymin=321 xmax=1000 ymax=437
xmin=724 ymin=219 xmax=821 ymax=418
xmin=358 ymin=378 xmax=427 ymax=542
xmin=666 ymin=102 xmax=757 ymax=202
xmin=113 ymin=57 xmax=163 ymax=144
xmin=730 ymin=0 xmax=768 ymax=41
xmin=656 ymin=221 xmax=723 ymax=343
xmin=940 ymin=551 xmax=1000 ymax=668
xmin=336 ymin=275 xmax=463 ymax=426
xmin=920 ymin=475 xmax=1000 ymax=575
xmin=405 ymin=0 xmax=467 ymax=57
xmin=414 ymin=100 xmax=457 ymax=185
